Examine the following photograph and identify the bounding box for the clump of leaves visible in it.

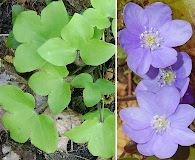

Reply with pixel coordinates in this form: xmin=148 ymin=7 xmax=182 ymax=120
xmin=2 ymin=0 xmax=116 ymax=158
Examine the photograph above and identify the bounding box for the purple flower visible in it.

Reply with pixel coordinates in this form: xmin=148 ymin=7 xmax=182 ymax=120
xmin=136 ymin=52 xmax=192 ymax=97
xmin=119 ymin=2 xmax=192 ymax=76
xmin=119 ymin=87 xmax=195 ymax=159
xmin=181 ymin=86 xmax=194 ymax=104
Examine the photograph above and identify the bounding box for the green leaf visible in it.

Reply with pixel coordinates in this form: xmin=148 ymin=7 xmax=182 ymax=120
xmin=38 ymin=37 xmax=77 ymax=66
xmin=12 ymin=5 xmax=25 ymax=24
xmin=83 ymin=8 xmax=110 ymax=29
xmin=13 ymin=11 xmax=44 ymax=43
xmin=83 ymin=83 xmax=101 ymax=107
xmin=40 ymin=1 xmax=69 ymax=38
xmin=71 ymin=73 xmax=93 ymax=88
xmin=61 ymin=13 xmax=94 ymax=50
xmin=48 ymin=82 xmax=71 ymax=115
xmin=13 ymin=1 xmax=69 ymax=72
xmin=0 ymin=85 xmax=58 ymax=153
xmin=80 ymin=108 xmax=113 ymax=120
xmin=91 ymin=0 xmax=116 ymax=18
xmin=65 ymin=115 xmax=115 ymax=158
xmin=189 ymin=146 xmax=195 ymax=159
xmin=13 ymin=1 xmax=69 ymax=43
xmin=118 ymin=158 xmax=139 ymax=160
xmin=0 ymin=85 xmax=35 ymax=112
xmin=29 ymin=71 xmax=71 ymax=114
xmin=81 ymin=38 xmax=115 ymax=66
xmin=13 ymin=42 xmax=45 ymax=72
xmin=6 ymin=31 xmax=21 ymax=49
xmin=146 ymin=156 xmax=158 ymax=160
xmin=28 ymin=72 xmax=63 ymax=96
xmin=93 ymin=27 xmax=104 ymax=39
xmin=95 ymin=78 xmax=115 ymax=95
xmin=42 ymin=62 xmax=69 ymax=77
xmin=112 ymin=18 xmax=116 ymax=38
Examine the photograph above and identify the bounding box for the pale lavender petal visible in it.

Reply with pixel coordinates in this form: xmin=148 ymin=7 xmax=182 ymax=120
xmin=155 ymin=87 xmax=180 ymax=116
xmin=136 ymin=90 xmax=161 ymax=116
xmin=122 ymin=124 xmax=154 ymax=143
xmin=151 ymin=46 xmax=177 ymax=68
xmin=161 ymin=20 xmax=192 ymax=47
xmin=127 ymin=48 xmax=152 ymax=76
xmin=172 ymin=52 xmax=192 ymax=78
xmin=168 ymin=104 xmax=195 ymax=128
xmin=168 ymin=128 xmax=195 ymax=146
xmin=137 ymin=134 xmax=157 ymax=156
xmin=119 ymin=107 xmax=152 ymax=130
xmin=136 ymin=81 xmax=148 ymax=92
xmin=136 ymin=79 xmax=161 ymax=93
xmin=174 ymin=78 xmax=189 ymax=97
xmin=119 ymin=29 xmax=141 ymax=52
xmin=153 ymin=133 xmax=178 ymax=159
xmin=123 ymin=2 xmax=148 ymax=35
xmin=145 ymin=2 xmax=172 ymax=29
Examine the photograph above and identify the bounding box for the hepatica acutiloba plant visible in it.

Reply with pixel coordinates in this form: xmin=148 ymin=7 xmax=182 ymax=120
xmin=119 ymin=2 xmax=195 ymax=159
xmin=1 ymin=0 xmax=115 ymax=158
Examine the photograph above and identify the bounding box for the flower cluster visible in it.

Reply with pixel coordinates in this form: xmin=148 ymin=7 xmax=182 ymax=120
xmin=119 ymin=2 xmax=195 ymax=159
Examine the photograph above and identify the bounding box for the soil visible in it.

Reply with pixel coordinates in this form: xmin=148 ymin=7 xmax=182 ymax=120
xmin=0 ymin=0 xmax=114 ymax=160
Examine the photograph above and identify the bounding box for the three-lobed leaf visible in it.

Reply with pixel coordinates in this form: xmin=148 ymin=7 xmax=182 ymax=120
xmin=72 ymin=73 xmax=115 ymax=107
xmin=0 ymin=85 xmax=58 ymax=153
xmin=13 ymin=1 xmax=69 ymax=72
xmin=40 ymin=12 xmax=115 ymax=67
xmin=65 ymin=115 xmax=115 ymax=158
xmin=29 ymin=71 xmax=71 ymax=114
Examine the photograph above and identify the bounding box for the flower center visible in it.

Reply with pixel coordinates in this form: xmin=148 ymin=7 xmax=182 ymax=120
xmin=151 ymin=115 xmax=170 ymax=133
xmin=140 ymin=27 xmax=162 ymax=51
xmin=158 ymin=67 xmax=176 ymax=87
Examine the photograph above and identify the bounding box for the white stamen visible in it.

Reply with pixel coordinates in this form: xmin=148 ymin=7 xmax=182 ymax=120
xmin=151 ymin=115 xmax=170 ymax=133
xmin=139 ymin=27 xmax=162 ymax=51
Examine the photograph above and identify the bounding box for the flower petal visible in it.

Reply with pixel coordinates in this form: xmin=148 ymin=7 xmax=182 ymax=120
xmin=169 ymin=128 xmax=195 ymax=146
xmin=142 ymin=66 xmax=159 ymax=79
xmin=136 ymin=79 xmax=161 ymax=94
xmin=136 ymin=90 xmax=161 ymax=115
xmin=168 ymin=104 xmax=195 ymax=128
xmin=137 ymin=134 xmax=157 ymax=156
xmin=161 ymin=20 xmax=192 ymax=47
xmin=127 ymin=48 xmax=152 ymax=76
xmin=122 ymin=124 xmax=154 ymax=143
xmin=174 ymin=78 xmax=189 ymax=97
xmin=123 ymin=2 xmax=148 ymax=35
xmin=172 ymin=52 xmax=192 ymax=78
xmin=151 ymin=46 xmax=177 ymax=68
xmin=153 ymin=133 xmax=178 ymax=159
xmin=118 ymin=28 xmax=141 ymax=52
xmin=145 ymin=2 xmax=172 ymax=29
xmin=155 ymin=87 xmax=180 ymax=116
xmin=119 ymin=107 xmax=152 ymax=130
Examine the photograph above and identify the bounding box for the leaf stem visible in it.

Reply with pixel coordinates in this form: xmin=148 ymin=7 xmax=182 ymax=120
xmin=98 ymin=98 xmax=105 ymax=123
